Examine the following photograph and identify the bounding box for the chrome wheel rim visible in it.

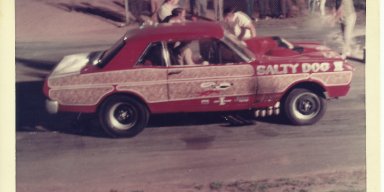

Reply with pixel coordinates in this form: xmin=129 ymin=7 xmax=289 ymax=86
xmin=292 ymin=93 xmax=321 ymax=120
xmin=108 ymin=102 xmax=138 ymax=131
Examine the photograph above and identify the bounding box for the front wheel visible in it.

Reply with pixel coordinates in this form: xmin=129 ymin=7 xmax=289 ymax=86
xmin=283 ymin=88 xmax=326 ymax=125
xmin=99 ymin=95 xmax=149 ymax=138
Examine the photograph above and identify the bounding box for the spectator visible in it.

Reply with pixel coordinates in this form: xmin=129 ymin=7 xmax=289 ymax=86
xmin=280 ymin=0 xmax=293 ymax=18
xmin=223 ymin=7 xmax=257 ymax=40
xmin=190 ymin=0 xmax=208 ymax=17
xmin=246 ymin=0 xmax=255 ymax=19
xmin=162 ymin=7 xmax=187 ymax=23
xmin=158 ymin=0 xmax=179 ymax=22
xmin=214 ymin=0 xmax=224 ymax=20
xmin=293 ymin=0 xmax=306 ymax=16
xmin=258 ymin=0 xmax=271 ymax=19
xmin=308 ymin=0 xmax=327 ymax=15
xmin=319 ymin=0 xmax=327 ymax=15
xmin=129 ymin=0 xmax=146 ymax=21
xmin=178 ymin=0 xmax=186 ymax=7
xmin=151 ymin=0 xmax=163 ymax=21
xmin=308 ymin=0 xmax=318 ymax=14
xmin=269 ymin=0 xmax=281 ymax=18
xmin=335 ymin=0 xmax=356 ymax=57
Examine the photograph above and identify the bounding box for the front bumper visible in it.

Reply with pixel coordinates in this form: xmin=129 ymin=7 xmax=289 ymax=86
xmin=46 ymin=99 xmax=59 ymax=114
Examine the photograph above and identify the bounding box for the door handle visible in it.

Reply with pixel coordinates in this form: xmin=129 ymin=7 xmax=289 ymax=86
xmin=168 ymin=70 xmax=182 ymax=75
xmin=217 ymin=82 xmax=232 ymax=90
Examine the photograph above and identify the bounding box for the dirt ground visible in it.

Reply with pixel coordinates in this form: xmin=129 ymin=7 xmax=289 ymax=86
xmin=124 ymin=169 xmax=366 ymax=192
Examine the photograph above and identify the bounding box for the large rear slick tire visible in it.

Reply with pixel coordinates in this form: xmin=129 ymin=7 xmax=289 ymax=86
xmin=283 ymin=88 xmax=326 ymax=125
xmin=99 ymin=95 xmax=149 ymax=138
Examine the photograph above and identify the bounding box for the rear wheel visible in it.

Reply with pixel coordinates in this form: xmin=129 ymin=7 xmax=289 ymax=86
xmin=283 ymin=88 xmax=326 ymax=125
xmin=99 ymin=95 xmax=149 ymax=138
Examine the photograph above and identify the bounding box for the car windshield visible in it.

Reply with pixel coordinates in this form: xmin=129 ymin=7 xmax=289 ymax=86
xmin=222 ymin=31 xmax=256 ymax=62
xmin=94 ymin=36 xmax=127 ymax=68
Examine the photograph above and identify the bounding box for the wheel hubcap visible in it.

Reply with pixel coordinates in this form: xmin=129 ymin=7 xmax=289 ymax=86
xmin=108 ymin=102 xmax=138 ymax=130
xmin=293 ymin=93 xmax=320 ymax=120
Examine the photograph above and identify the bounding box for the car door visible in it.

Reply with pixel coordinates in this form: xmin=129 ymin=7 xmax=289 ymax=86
xmin=130 ymin=41 xmax=170 ymax=110
xmin=165 ymin=38 xmax=256 ymax=112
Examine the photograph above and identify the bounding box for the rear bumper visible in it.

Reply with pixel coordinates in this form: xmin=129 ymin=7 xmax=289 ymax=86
xmin=46 ymin=99 xmax=59 ymax=114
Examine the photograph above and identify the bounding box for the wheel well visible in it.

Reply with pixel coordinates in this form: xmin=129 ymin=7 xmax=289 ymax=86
xmin=97 ymin=92 xmax=150 ymax=113
xmin=282 ymin=82 xmax=327 ymax=101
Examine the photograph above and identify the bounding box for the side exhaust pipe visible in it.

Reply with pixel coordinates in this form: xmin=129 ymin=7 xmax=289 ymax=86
xmin=254 ymin=102 xmax=281 ymax=118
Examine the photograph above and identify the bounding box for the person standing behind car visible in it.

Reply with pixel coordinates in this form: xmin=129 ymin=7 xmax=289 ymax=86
xmin=280 ymin=0 xmax=292 ymax=18
xmin=128 ymin=0 xmax=146 ymax=21
xmin=258 ymin=0 xmax=271 ymax=19
xmin=178 ymin=0 xmax=186 ymax=8
xmin=319 ymin=0 xmax=327 ymax=15
xmin=269 ymin=0 xmax=281 ymax=18
xmin=158 ymin=0 xmax=180 ymax=22
xmin=151 ymin=0 xmax=163 ymax=22
xmin=308 ymin=0 xmax=318 ymax=14
xmin=190 ymin=0 xmax=208 ymax=17
xmin=246 ymin=0 xmax=255 ymax=19
xmin=162 ymin=7 xmax=187 ymax=23
xmin=223 ymin=7 xmax=257 ymax=40
xmin=293 ymin=0 xmax=306 ymax=16
xmin=334 ymin=0 xmax=356 ymax=57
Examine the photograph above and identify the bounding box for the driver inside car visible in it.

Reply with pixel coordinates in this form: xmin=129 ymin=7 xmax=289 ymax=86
xmin=172 ymin=41 xmax=209 ymax=66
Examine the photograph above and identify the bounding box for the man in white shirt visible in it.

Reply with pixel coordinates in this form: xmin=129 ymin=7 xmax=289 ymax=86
xmin=335 ymin=0 xmax=356 ymax=57
xmin=319 ymin=0 xmax=327 ymax=16
xmin=158 ymin=0 xmax=179 ymax=22
xmin=223 ymin=7 xmax=257 ymax=40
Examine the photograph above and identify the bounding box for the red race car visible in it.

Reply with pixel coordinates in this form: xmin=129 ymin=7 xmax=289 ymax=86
xmin=43 ymin=21 xmax=353 ymax=137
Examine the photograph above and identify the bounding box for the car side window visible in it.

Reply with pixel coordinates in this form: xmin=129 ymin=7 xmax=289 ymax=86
xmin=136 ymin=42 xmax=166 ymax=67
xmin=199 ymin=38 xmax=244 ymax=64
xmin=217 ymin=41 xmax=244 ymax=64
xmin=165 ymin=38 xmax=244 ymax=66
xmin=166 ymin=40 xmax=205 ymax=66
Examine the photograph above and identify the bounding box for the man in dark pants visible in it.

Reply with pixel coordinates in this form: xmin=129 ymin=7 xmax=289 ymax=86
xmin=280 ymin=0 xmax=292 ymax=18
xmin=258 ymin=0 xmax=271 ymax=19
xmin=129 ymin=0 xmax=146 ymax=21
xmin=190 ymin=0 xmax=207 ymax=17
xmin=269 ymin=0 xmax=281 ymax=18
xmin=246 ymin=0 xmax=255 ymax=19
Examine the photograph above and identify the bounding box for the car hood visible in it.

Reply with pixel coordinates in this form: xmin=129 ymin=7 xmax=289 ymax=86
xmin=245 ymin=37 xmax=342 ymax=59
xmin=49 ymin=51 xmax=102 ymax=77
xmin=294 ymin=42 xmax=342 ymax=58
